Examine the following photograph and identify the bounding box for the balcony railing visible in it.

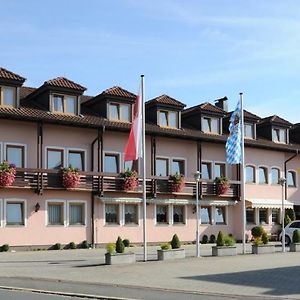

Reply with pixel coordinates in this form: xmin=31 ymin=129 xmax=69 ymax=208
xmin=10 ymin=168 xmax=240 ymax=199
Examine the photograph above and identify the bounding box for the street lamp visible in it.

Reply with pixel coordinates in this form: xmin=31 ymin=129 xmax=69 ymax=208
xmin=279 ymin=177 xmax=286 ymax=252
xmin=194 ymin=171 xmax=201 ymax=257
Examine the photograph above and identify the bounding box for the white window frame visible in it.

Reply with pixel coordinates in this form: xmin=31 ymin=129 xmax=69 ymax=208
xmin=270 ymin=166 xmax=281 ymax=185
xmin=0 ymin=85 xmax=17 ymax=108
xmin=122 ymin=153 xmax=139 ymax=174
xmin=4 ymin=198 xmax=27 ymax=227
xmin=123 ymin=203 xmax=140 ymax=226
xmin=200 ymin=206 xmax=212 ymax=225
xmin=45 ymin=146 xmax=65 ymax=169
xmin=170 ymin=157 xmax=187 ymax=176
xmin=108 ymin=102 xmax=132 ymax=123
xmin=244 ymin=123 xmax=255 ymax=139
xmin=245 ymin=164 xmax=256 ymax=184
xmin=103 ymin=202 xmax=121 ymax=226
xmin=272 ymin=127 xmax=288 ymax=144
xmin=212 ymin=206 xmax=228 ymax=225
xmin=51 ymin=93 xmax=78 ymax=115
xmin=287 ymin=169 xmax=297 ymax=188
xmin=155 ymin=156 xmax=170 ymax=177
xmin=213 ymin=161 xmax=227 ymax=179
xmin=157 ymin=110 xmax=179 ymax=129
xmin=67 ymin=200 xmax=87 ymax=227
xmin=171 ymin=204 xmax=187 ymax=225
xmin=3 ymin=142 xmax=27 ymax=168
xmin=45 ymin=199 xmax=67 ymax=227
xmin=201 ymin=116 xmax=221 ymax=134
xmin=66 ymin=148 xmax=87 ymax=171
xmin=201 ymin=160 xmax=213 ymax=180
xmin=257 ymin=165 xmax=269 ymax=185
xmin=103 ymin=151 xmax=122 ymax=174
xmin=154 ymin=204 xmax=170 ymax=225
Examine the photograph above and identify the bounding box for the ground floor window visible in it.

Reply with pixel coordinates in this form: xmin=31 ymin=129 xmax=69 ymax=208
xmin=156 ymin=205 xmax=168 ymax=224
xmin=294 ymin=205 xmax=300 ymax=220
xmin=69 ymin=203 xmax=85 ymax=225
xmin=48 ymin=202 xmax=64 ymax=225
xmin=246 ymin=207 xmax=255 ymax=224
xmin=215 ymin=206 xmax=226 ymax=224
xmin=6 ymin=201 xmax=25 ymax=226
xmin=173 ymin=205 xmax=184 ymax=224
xmin=124 ymin=204 xmax=138 ymax=225
xmin=259 ymin=208 xmax=268 ymax=224
xmin=105 ymin=204 xmax=119 ymax=224
xmin=200 ymin=207 xmax=211 ymax=224
xmin=272 ymin=208 xmax=280 ymax=224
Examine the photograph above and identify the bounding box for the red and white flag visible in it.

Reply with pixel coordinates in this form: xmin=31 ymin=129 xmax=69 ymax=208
xmin=124 ymin=85 xmax=143 ymax=161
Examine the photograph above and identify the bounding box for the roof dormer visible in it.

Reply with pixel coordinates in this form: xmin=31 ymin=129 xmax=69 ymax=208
xmin=257 ymin=115 xmax=292 ymax=144
xmin=0 ymin=67 xmax=26 ymax=109
xmin=23 ymin=77 xmax=86 ymax=115
xmin=83 ymin=86 xmax=136 ymax=122
xmin=145 ymin=94 xmax=186 ymax=129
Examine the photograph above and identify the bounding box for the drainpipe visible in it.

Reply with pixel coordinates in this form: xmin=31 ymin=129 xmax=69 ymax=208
xmin=284 ymin=150 xmax=299 ymax=200
xmin=91 ymin=192 xmax=95 ymax=248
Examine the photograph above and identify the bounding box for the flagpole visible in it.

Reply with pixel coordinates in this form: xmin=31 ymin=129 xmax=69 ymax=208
xmin=141 ymin=75 xmax=147 ymax=262
xmin=240 ymin=92 xmax=246 ymax=254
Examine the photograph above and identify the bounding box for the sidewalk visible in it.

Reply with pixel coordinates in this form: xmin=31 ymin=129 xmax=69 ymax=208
xmin=0 ymin=244 xmax=299 ymax=299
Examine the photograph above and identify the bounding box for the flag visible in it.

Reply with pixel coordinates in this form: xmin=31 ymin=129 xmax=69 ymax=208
xmin=124 ymin=85 xmax=143 ymax=161
xmin=226 ymin=100 xmax=242 ymax=164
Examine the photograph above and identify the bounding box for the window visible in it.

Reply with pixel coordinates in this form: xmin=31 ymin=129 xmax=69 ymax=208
xmin=171 ymin=159 xmax=185 ymax=175
xmin=124 ymin=204 xmax=138 ymax=224
xmin=289 ymin=221 xmax=300 ymax=229
xmin=48 ymin=203 xmax=64 ymax=225
xmin=108 ymin=103 xmax=131 ymax=122
xmin=6 ymin=145 xmax=24 ymax=167
xmin=104 ymin=154 xmax=119 ymax=173
xmin=259 ymin=208 xmax=268 ymax=224
xmin=6 ymin=202 xmax=24 ymax=225
xmin=200 ymin=207 xmax=211 ymax=224
xmin=246 ymin=208 xmax=255 ymax=224
xmin=173 ymin=205 xmax=184 ymax=224
xmin=124 ymin=160 xmax=138 ymax=172
xmin=156 ymin=158 xmax=168 ymax=176
xmin=156 ymin=205 xmax=168 ymax=223
xmin=68 ymin=151 xmax=85 ymax=171
xmin=0 ymin=86 xmax=16 ymax=107
xmin=271 ymin=168 xmax=280 ymax=185
xmin=246 ymin=166 xmax=255 ymax=183
xmin=272 ymin=128 xmax=287 ymax=143
xmin=258 ymin=167 xmax=268 ymax=184
xmin=158 ymin=110 xmax=179 ymax=128
xmin=288 ymin=171 xmax=296 ymax=187
xmin=47 ymin=149 xmax=64 ymax=169
xmin=69 ymin=203 xmax=85 ymax=225
xmin=214 ymin=163 xmax=226 ymax=179
xmin=105 ymin=204 xmax=119 ymax=224
xmin=202 ymin=117 xmax=219 ymax=134
xmin=272 ymin=208 xmax=279 ymax=224
xmin=215 ymin=206 xmax=226 ymax=224
xmin=52 ymin=94 xmax=77 ymax=114
xmin=201 ymin=162 xmax=212 ymax=180
xmin=244 ymin=123 xmax=254 ymax=139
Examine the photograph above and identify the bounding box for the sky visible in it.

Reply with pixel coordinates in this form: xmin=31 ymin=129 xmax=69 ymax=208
xmin=1 ymin=0 xmax=300 ymax=122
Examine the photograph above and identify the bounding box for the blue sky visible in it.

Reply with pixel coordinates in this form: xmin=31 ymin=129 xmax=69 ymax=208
xmin=1 ymin=0 xmax=299 ymax=122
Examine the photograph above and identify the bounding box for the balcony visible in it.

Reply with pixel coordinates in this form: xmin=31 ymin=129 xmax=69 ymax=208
xmin=8 ymin=168 xmax=240 ymax=199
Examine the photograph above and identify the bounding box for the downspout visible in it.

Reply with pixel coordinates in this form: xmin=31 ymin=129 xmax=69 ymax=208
xmin=284 ymin=150 xmax=299 ymax=200
xmin=197 ymin=141 xmax=202 ymax=199
xmin=91 ymin=192 xmax=95 ymax=248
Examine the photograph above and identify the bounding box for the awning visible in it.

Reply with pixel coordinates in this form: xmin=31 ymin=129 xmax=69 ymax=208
xmin=99 ymin=197 xmax=142 ymax=203
xmin=246 ymin=198 xmax=294 ymax=209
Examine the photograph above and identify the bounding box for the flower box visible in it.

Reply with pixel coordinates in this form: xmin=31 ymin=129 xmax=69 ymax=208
xmin=105 ymin=252 xmax=136 ymax=265
xmin=212 ymin=246 xmax=237 ymax=256
xmin=215 ymin=176 xmax=229 ymax=195
xmin=62 ymin=167 xmax=80 ymax=189
xmin=0 ymin=162 xmax=16 ymax=187
xmin=169 ymin=173 xmax=185 ymax=193
xmin=252 ymin=244 xmax=275 ymax=254
xmin=157 ymin=248 xmax=185 ymax=261
xmin=290 ymin=243 xmax=300 ymax=252
xmin=123 ymin=170 xmax=139 ymax=191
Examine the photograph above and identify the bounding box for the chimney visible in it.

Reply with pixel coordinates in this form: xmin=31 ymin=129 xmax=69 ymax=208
xmin=215 ymin=96 xmax=228 ymax=112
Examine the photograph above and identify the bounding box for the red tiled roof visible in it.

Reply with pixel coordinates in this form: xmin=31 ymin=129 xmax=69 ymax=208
xmin=259 ymin=115 xmax=292 ymax=127
xmin=146 ymin=94 xmax=186 ymax=109
xmin=183 ymin=102 xmax=226 ymax=115
xmin=243 ymin=110 xmax=261 ymax=121
xmin=101 ymin=86 xmax=136 ymax=99
xmin=0 ymin=67 xmax=26 ymax=83
xmin=20 ymin=86 xmax=36 ymax=99
xmin=44 ymin=77 xmax=86 ymax=92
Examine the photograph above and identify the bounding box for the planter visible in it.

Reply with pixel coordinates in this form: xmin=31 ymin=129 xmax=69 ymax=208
xmin=290 ymin=243 xmax=300 ymax=252
xmin=123 ymin=176 xmax=139 ymax=191
xmin=157 ymin=248 xmax=185 ymax=261
xmin=105 ymin=252 xmax=136 ymax=265
xmin=0 ymin=171 xmax=16 ymax=187
xmin=252 ymin=244 xmax=275 ymax=254
xmin=217 ymin=184 xmax=229 ymax=195
xmin=171 ymin=181 xmax=185 ymax=192
xmin=212 ymin=246 xmax=237 ymax=256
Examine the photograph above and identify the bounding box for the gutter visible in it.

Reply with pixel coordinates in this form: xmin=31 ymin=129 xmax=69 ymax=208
xmin=284 ymin=150 xmax=299 ymax=200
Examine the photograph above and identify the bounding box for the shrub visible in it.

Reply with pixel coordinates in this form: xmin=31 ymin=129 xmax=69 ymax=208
xmin=284 ymin=215 xmax=292 ymax=227
xmin=216 ymin=231 xmax=225 ymax=247
xmin=106 ymin=243 xmax=115 ymax=254
xmin=224 ymin=235 xmax=236 ymax=246
xmin=286 ymin=209 xmax=296 ymax=222
xmin=68 ymin=242 xmax=76 ymax=249
xmin=170 ymin=234 xmax=181 ymax=249
xmin=201 ymin=235 xmax=208 ymax=244
xmin=292 ymin=230 xmax=300 ymax=243
xmin=123 ymin=239 xmax=130 ymax=247
xmin=51 ymin=243 xmax=61 ymax=250
xmin=79 ymin=240 xmax=89 ymax=249
xmin=261 ymin=232 xmax=269 ymax=245
xmin=160 ymin=243 xmax=171 ymax=250
xmin=251 ymin=226 xmax=264 ymax=239
xmin=115 ymin=236 xmax=125 ymax=253
xmin=209 ymin=234 xmax=216 ymax=244
xmin=1 ymin=244 xmax=9 ymax=252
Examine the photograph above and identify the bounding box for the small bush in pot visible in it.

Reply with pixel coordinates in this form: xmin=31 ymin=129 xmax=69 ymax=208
xmin=123 ymin=239 xmax=130 ymax=247
xmin=215 ymin=176 xmax=229 ymax=195
xmin=68 ymin=242 xmax=76 ymax=249
xmin=224 ymin=235 xmax=236 ymax=246
xmin=106 ymin=243 xmax=116 ymax=254
xmin=216 ymin=231 xmax=225 ymax=247
xmin=262 ymin=232 xmax=269 ymax=245
xmin=201 ymin=235 xmax=208 ymax=244
xmin=251 ymin=226 xmax=264 ymax=245
xmin=160 ymin=243 xmax=171 ymax=250
xmin=169 ymin=173 xmax=185 ymax=192
xmin=1 ymin=244 xmax=9 ymax=252
xmin=292 ymin=230 xmax=300 ymax=243
xmin=170 ymin=234 xmax=181 ymax=249
xmin=209 ymin=234 xmax=216 ymax=244
xmin=116 ymin=236 xmax=125 ymax=253
xmin=0 ymin=162 xmax=16 ymax=187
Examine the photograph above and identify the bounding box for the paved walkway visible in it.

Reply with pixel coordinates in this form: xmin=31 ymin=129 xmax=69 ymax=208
xmin=0 ymin=244 xmax=299 ymax=299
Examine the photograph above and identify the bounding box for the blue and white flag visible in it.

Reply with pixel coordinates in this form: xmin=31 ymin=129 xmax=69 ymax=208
xmin=226 ymin=101 xmax=242 ymax=164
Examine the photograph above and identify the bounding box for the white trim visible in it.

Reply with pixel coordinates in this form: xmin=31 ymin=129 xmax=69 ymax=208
xmin=201 ymin=160 xmax=213 ymax=180
xmin=4 ymin=198 xmax=27 ymax=227
xmin=170 ymin=157 xmax=187 ymax=176
xmin=123 ymin=203 xmax=140 ymax=226
xmin=45 ymin=146 xmax=65 ymax=169
xmin=246 ymin=198 xmax=294 ymax=209
xmin=103 ymin=202 xmax=121 ymax=226
xmin=103 ymin=151 xmax=122 ymax=174
xmin=257 ymin=165 xmax=269 ymax=185
xmin=154 ymin=203 xmax=170 ymax=226
xmin=3 ymin=142 xmax=27 ymax=167
xmin=155 ymin=156 xmax=170 ymax=177
xmin=270 ymin=166 xmax=281 ymax=185
xmin=45 ymin=199 xmax=67 ymax=227
xmin=172 ymin=204 xmax=187 ymax=226
xmin=67 ymin=200 xmax=87 ymax=227
xmin=287 ymin=169 xmax=297 ymax=188
xmin=245 ymin=164 xmax=256 ymax=184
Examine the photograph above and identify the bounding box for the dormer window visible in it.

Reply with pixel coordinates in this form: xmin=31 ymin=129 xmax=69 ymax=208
xmin=244 ymin=123 xmax=254 ymax=139
xmin=108 ymin=103 xmax=131 ymax=122
xmin=52 ymin=94 xmax=77 ymax=115
xmin=0 ymin=86 xmax=16 ymax=107
xmin=202 ymin=117 xmax=220 ymax=134
xmin=158 ymin=110 xmax=179 ymax=128
xmin=272 ymin=127 xmax=287 ymax=143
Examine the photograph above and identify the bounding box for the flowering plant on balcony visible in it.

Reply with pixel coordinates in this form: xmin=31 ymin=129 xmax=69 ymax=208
xmin=169 ymin=173 xmax=185 ymax=192
xmin=123 ymin=169 xmax=139 ymax=191
xmin=0 ymin=161 xmax=16 ymax=187
xmin=215 ymin=176 xmax=229 ymax=195
xmin=62 ymin=166 xmax=80 ymax=189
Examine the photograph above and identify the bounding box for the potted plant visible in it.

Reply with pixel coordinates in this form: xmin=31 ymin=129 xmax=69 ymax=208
xmin=105 ymin=236 xmax=135 ymax=265
xmin=251 ymin=226 xmax=275 ymax=254
xmin=123 ymin=169 xmax=139 ymax=191
xmin=157 ymin=234 xmax=185 ymax=260
xmin=169 ymin=173 xmax=185 ymax=192
xmin=0 ymin=162 xmax=16 ymax=187
xmin=290 ymin=230 xmax=300 ymax=252
xmin=215 ymin=176 xmax=229 ymax=195
xmin=212 ymin=231 xmax=237 ymax=256
xmin=62 ymin=166 xmax=80 ymax=189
